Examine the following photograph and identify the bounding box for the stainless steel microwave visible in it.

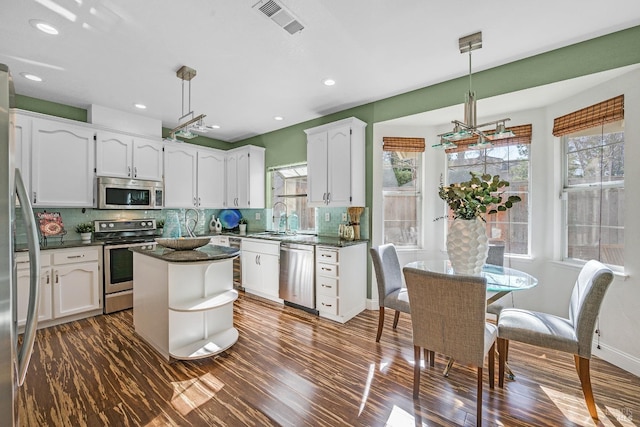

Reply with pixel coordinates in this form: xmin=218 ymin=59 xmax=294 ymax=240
xmin=97 ymin=177 xmax=163 ymax=210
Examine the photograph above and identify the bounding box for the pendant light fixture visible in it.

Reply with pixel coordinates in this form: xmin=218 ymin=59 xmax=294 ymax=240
xmin=168 ymin=65 xmax=208 ymax=141
xmin=433 ymin=32 xmax=515 ymax=149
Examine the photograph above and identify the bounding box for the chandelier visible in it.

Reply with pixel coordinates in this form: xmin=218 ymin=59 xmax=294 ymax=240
xmin=168 ymin=65 xmax=208 ymax=141
xmin=433 ymin=32 xmax=514 ymax=149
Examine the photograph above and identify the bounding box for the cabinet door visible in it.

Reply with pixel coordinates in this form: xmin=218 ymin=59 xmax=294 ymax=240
xmin=197 ymin=149 xmax=225 ymax=208
xmin=236 ymin=149 xmax=250 ymax=208
xmin=11 ymin=112 xmax=30 ymax=193
xmin=164 ymin=144 xmax=197 ymax=208
xmin=307 ymin=132 xmax=328 ymax=206
xmin=53 ymin=262 xmax=100 ymax=318
xmin=31 ymin=118 xmax=95 ymax=207
xmin=241 ymin=251 xmax=279 ymax=298
xmin=17 ymin=268 xmax=53 ymax=327
xmin=96 ymin=131 xmax=133 ymax=178
xmin=326 ymin=125 xmax=352 ymax=206
xmin=225 ymin=153 xmax=238 ymax=207
xmin=132 ymin=137 xmax=163 ymax=181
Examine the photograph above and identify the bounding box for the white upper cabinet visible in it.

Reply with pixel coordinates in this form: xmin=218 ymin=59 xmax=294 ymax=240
xmin=304 ymin=117 xmax=366 ymax=207
xmin=96 ymin=131 xmax=162 ymax=181
xmin=164 ymin=143 xmax=226 ymax=209
xmin=10 ymin=111 xmax=30 ymax=193
xmin=225 ymin=145 xmax=265 ymax=209
xmin=163 ymin=143 xmax=198 ymax=208
xmin=31 ymin=116 xmax=95 ymax=207
xmin=197 ymin=148 xmax=226 ymax=208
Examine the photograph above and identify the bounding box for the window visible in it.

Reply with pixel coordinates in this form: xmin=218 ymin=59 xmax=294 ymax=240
xmin=554 ymin=95 xmax=625 ymax=267
xmin=562 ymin=122 xmax=624 ymax=266
xmin=446 ymin=125 xmax=531 ymax=255
xmin=382 ymin=137 xmax=424 ymax=247
xmin=269 ymin=164 xmax=315 ymax=233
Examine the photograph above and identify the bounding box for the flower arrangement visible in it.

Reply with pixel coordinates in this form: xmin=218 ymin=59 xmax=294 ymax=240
xmin=238 ymin=218 xmax=248 ymax=225
xmin=74 ymin=222 xmax=94 ymax=233
xmin=438 ymin=172 xmax=521 ymax=221
xmin=156 ymin=219 xmax=165 ymax=229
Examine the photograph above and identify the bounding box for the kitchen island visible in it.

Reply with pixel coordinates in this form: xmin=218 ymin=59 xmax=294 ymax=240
xmin=131 ymin=244 xmax=240 ymax=361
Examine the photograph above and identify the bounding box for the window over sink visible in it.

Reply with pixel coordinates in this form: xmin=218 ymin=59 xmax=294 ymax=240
xmin=269 ymin=164 xmax=316 ymax=233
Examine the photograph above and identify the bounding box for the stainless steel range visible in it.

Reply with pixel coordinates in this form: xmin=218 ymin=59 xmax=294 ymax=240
xmin=94 ymin=219 xmax=158 ymax=314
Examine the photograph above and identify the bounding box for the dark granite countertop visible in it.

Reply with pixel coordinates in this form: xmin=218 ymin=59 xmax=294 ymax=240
xmin=15 ymin=239 xmax=104 ymax=252
xmin=198 ymin=230 xmax=368 ymax=247
xmin=130 ymin=244 xmax=240 ymax=263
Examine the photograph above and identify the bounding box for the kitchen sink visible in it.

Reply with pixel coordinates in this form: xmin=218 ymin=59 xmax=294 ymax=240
xmin=250 ymin=232 xmax=317 ymax=242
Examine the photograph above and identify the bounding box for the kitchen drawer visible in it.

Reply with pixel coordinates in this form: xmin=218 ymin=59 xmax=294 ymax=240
xmin=317 ymin=294 xmax=338 ymax=316
xmin=16 ymin=252 xmax=51 ymax=269
xmin=241 ymin=238 xmax=280 ymax=256
xmin=316 ymin=247 xmax=338 ymax=264
xmin=317 ymin=276 xmax=338 ymax=297
xmin=51 ymin=247 xmax=99 ymax=265
xmin=317 ymin=262 xmax=338 ymax=278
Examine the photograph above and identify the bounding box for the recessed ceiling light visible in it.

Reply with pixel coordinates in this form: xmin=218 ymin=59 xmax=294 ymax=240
xmin=323 ymin=78 xmax=336 ymax=86
xmin=134 ymin=103 xmax=147 ymax=110
xmin=20 ymin=73 xmax=43 ymax=82
xmin=209 ymin=124 xmax=220 ymax=129
xmin=29 ymin=19 xmax=59 ymax=35
xmin=274 ymin=116 xmax=284 ymax=121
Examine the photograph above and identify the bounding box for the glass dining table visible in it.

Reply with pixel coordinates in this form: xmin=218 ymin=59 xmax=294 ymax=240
xmin=404 ymin=260 xmax=538 ymax=378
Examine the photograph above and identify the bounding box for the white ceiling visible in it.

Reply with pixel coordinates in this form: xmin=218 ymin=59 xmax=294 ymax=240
xmin=2 ymin=0 xmax=640 ymax=142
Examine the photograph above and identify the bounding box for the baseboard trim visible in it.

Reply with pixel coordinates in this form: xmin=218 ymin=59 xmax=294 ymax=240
xmin=592 ymin=342 xmax=640 ymax=377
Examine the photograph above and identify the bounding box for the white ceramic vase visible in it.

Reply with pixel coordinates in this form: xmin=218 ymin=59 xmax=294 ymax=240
xmin=446 ymin=218 xmax=489 ymax=275
xmin=80 ymin=232 xmax=92 ymax=242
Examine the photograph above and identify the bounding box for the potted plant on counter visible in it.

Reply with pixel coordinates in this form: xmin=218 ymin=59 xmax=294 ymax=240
xmin=238 ymin=218 xmax=248 ymax=234
xmin=75 ymin=222 xmax=94 ymax=243
xmin=156 ymin=219 xmax=165 ymax=235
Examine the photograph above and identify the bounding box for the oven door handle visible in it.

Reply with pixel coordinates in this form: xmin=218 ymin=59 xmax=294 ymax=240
xmin=102 ymin=241 xmax=157 ymax=250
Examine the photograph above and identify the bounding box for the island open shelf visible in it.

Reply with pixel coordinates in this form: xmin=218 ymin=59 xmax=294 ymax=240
xmin=131 ymin=244 xmax=240 ymax=362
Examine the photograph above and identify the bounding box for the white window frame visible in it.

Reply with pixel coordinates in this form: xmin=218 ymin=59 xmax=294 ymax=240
xmin=382 ymin=150 xmax=423 ymax=248
xmin=561 ymin=121 xmax=624 ymax=268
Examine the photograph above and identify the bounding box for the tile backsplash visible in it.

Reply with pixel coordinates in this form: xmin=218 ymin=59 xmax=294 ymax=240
xmin=15 ymin=206 xmax=369 ymax=244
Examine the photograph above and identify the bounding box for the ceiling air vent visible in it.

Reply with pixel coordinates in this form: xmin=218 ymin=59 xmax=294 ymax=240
xmin=253 ymin=0 xmax=304 ymax=35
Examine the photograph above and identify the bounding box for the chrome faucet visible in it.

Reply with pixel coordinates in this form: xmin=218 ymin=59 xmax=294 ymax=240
xmin=185 ymin=209 xmax=199 ymax=237
xmin=272 ymin=201 xmax=288 ymax=234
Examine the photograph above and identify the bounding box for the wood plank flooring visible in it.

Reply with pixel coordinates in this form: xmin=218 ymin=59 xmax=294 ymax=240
xmin=19 ymin=293 xmax=640 ymax=426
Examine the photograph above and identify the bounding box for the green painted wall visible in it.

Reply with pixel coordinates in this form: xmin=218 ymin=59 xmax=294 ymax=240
xmin=15 ymin=94 xmax=87 ymax=122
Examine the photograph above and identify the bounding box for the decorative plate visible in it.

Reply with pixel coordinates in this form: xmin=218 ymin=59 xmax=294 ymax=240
xmin=218 ymin=209 xmax=242 ymax=229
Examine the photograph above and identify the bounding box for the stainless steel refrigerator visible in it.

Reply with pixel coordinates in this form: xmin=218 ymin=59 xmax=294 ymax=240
xmin=0 ymin=63 xmax=41 ymax=426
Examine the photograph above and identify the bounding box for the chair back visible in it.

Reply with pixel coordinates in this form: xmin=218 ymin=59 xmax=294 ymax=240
xmin=487 ymin=242 xmax=505 ymax=266
xmin=403 ymin=267 xmax=488 ymax=366
xmin=370 ymin=244 xmax=403 ymax=306
xmin=568 ymin=260 xmax=614 ymax=358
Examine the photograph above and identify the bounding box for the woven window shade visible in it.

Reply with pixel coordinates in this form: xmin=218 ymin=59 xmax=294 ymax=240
xmin=552 ymin=95 xmax=624 ymax=137
xmin=382 ymin=137 xmax=425 ymax=152
xmin=445 ymin=124 xmax=532 ymax=153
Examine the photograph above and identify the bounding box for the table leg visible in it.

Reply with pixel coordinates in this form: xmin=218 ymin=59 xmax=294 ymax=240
xmin=443 ymin=357 xmax=455 ymax=377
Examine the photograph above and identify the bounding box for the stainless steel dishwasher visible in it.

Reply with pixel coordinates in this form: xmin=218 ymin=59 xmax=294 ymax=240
xmin=279 ymin=242 xmax=317 ymax=313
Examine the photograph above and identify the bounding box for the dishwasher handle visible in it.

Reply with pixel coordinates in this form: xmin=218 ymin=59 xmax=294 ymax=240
xmin=280 ymin=243 xmax=315 ymax=253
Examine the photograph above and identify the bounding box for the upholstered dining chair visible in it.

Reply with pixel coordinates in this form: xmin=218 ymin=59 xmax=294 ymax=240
xmin=403 ymin=267 xmax=497 ymax=427
xmin=486 ymin=241 xmax=506 ymax=318
xmin=370 ymin=244 xmax=410 ymax=342
xmin=497 ymin=260 xmax=614 ymax=420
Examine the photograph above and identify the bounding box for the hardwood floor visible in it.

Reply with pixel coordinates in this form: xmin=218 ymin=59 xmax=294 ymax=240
xmin=19 ymin=293 xmax=640 ymax=426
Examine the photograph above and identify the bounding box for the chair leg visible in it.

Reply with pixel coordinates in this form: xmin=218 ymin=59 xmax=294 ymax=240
xmin=413 ymin=345 xmax=421 ymax=399
xmin=429 ymin=350 xmax=435 ymax=367
xmin=376 ymin=307 xmax=385 ymax=342
xmin=476 ymin=367 xmax=483 ymax=427
xmin=488 ymin=342 xmax=495 ymax=389
xmin=575 ymin=355 xmax=598 ymax=420
xmin=498 ymin=338 xmax=508 ymax=388
xmin=392 ymin=310 xmax=401 ymax=329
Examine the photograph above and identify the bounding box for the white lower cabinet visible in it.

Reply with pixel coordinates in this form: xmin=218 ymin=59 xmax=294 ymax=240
xmin=316 ymin=244 xmax=366 ymax=323
xmin=16 ymin=246 xmax=102 ymax=329
xmin=133 ymin=253 xmax=238 ymax=361
xmin=16 ymin=252 xmax=52 ymax=327
xmin=241 ymin=238 xmax=280 ymax=302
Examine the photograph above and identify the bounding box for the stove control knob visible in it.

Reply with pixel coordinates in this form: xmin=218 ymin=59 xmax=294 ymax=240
xmin=108 ymin=223 xmax=115 ymax=228
xmin=140 ymin=222 xmax=147 ymax=227
xmin=100 ymin=223 xmax=107 ymax=229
